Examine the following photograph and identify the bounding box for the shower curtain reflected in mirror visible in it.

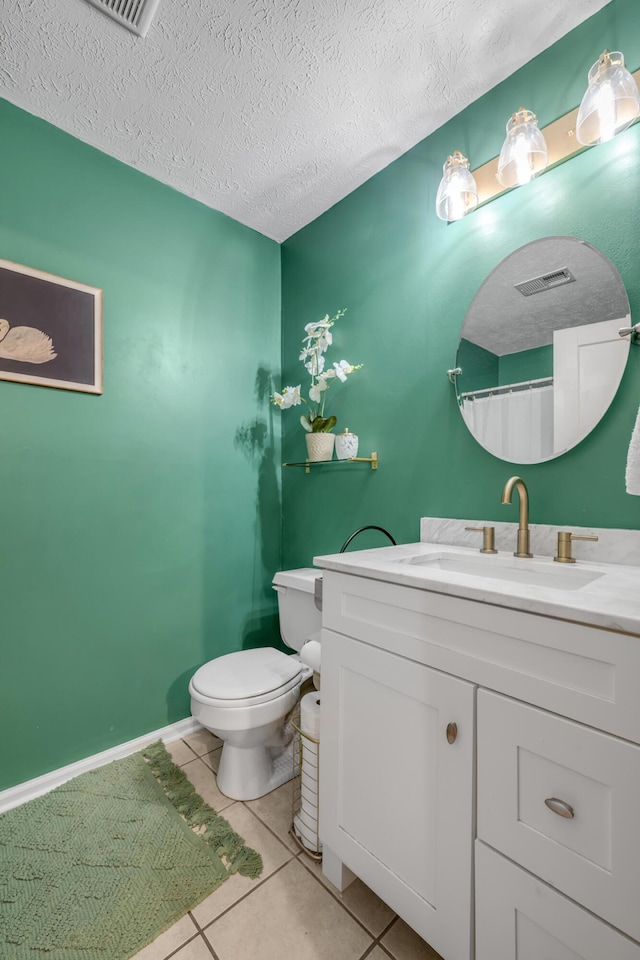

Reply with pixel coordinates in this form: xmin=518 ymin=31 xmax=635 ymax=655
xmin=461 ymin=384 xmax=554 ymax=463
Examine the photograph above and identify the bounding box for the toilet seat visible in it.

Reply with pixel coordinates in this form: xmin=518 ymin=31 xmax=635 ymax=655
xmin=190 ymin=648 xmax=302 ymax=708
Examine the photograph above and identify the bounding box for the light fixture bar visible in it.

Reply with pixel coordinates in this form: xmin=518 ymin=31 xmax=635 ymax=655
xmin=472 ymin=67 xmax=640 ymax=207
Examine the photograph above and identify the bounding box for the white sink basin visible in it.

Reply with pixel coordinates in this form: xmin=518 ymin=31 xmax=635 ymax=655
xmin=399 ymin=551 xmax=603 ymax=591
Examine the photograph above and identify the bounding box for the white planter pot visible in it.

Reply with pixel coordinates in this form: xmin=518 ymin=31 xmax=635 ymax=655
xmin=306 ymin=432 xmax=335 ymax=462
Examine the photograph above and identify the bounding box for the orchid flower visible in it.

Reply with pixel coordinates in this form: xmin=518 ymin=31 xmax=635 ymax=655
xmin=333 ymin=360 xmax=354 ymax=382
xmin=270 ymin=309 xmax=362 ymax=432
xmin=305 ymin=353 xmax=325 ymax=376
xmin=309 ymin=376 xmax=329 ymax=403
xmin=272 ymin=385 xmax=302 ymax=409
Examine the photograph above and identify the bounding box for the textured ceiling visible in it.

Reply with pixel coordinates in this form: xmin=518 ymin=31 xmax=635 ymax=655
xmin=1 ymin=0 xmax=610 ymax=241
xmin=461 ymin=238 xmax=630 ymax=356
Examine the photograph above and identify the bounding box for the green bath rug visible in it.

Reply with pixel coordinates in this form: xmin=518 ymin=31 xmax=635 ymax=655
xmin=0 ymin=740 xmax=262 ymax=959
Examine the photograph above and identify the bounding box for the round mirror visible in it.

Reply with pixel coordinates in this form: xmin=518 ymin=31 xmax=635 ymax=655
xmin=455 ymin=236 xmax=631 ymax=464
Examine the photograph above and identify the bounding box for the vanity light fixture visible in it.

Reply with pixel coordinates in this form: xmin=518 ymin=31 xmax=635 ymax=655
xmin=576 ymin=50 xmax=640 ymax=145
xmin=497 ymin=108 xmax=549 ymax=187
xmin=437 ymin=53 xmax=640 ymax=222
xmin=435 ymin=151 xmax=479 ymax=222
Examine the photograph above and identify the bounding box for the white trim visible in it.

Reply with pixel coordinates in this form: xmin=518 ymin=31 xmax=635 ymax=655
xmin=0 ymin=717 xmax=202 ymax=814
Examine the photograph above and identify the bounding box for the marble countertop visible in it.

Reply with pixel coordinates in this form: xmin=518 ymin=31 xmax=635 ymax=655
xmin=313 ymin=541 xmax=640 ymax=636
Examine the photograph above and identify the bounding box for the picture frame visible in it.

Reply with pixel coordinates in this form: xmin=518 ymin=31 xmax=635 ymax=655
xmin=0 ymin=257 xmax=103 ymax=394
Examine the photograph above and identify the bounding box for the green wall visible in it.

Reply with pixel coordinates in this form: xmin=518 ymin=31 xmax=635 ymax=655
xmin=281 ymin=0 xmax=640 ymax=567
xmin=0 ymin=100 xmax=282 ymax=791
xmin=499 ymin=345 xmax=553 ymax=386
xmin=456 ymin=339 xmax=499 ymax=394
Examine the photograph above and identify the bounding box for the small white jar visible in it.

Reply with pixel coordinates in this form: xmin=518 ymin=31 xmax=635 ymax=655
xmin=335 ymin=428 xmax=359 ymax=460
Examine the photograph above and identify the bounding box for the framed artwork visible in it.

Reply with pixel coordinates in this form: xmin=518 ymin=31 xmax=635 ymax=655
xmin=0 ymin=258 xmax=103 ymax=394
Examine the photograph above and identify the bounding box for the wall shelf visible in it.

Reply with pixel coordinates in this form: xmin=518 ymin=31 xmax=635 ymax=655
xmin=283 ymin=451 xmax=378 ymax=474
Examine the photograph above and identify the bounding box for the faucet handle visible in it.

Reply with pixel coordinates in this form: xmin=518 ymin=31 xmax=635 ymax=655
xmin=465 ymin=526 xmax=498 ymax=554
xmin=554 ymin=531 xmax=599 ymax=564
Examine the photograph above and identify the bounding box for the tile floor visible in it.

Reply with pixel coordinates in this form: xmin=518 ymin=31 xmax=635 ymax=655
xmin=132 ymin=728 xmax=443 ymax=960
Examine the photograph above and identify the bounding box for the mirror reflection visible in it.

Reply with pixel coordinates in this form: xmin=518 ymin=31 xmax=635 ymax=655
xmin=455 ymin=236 xmax=630 ymax=464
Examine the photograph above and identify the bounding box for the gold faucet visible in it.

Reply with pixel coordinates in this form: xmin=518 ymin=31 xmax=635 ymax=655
xmin=501 ymin=476 xmax=533 ymax=558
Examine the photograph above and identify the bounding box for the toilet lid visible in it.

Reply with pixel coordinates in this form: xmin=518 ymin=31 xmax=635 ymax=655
xmin=190 ymin=648 xmax=303 ymax=701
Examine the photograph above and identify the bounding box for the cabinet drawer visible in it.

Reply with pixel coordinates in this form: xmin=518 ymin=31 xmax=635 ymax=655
xmin=476 ymin=842 xmax=640 ymax=960
xmin=477 ymin=690 xmax=640 ymax=940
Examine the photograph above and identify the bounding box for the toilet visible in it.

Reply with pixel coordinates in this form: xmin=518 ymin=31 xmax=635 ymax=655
xmin=189 ymin=568 xmax=322 ymax=801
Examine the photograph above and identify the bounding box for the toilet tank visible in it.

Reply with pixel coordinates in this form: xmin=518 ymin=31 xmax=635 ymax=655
xmin=272 ymin=568 xmax=322 ymax=652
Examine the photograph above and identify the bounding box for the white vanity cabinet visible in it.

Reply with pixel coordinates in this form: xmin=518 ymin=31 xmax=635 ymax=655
xmin=317 ymin=568 xmax=640 ymax=960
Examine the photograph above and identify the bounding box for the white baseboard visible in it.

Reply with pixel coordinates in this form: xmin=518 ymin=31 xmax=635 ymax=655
xmin=0 ymin=716 xmax=202 ymax=814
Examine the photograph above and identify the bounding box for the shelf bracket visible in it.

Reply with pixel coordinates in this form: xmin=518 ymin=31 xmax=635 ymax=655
xmin=348 ymin=451 xmax=378 ymax=470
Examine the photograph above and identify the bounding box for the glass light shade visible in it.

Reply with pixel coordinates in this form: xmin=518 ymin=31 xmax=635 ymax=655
xmin=435 ymin=151 xmax=478 ymax=222
xmin=576 ymin=51 xmax=640 ymax=145
xmin=497 ymin=108 xmax=548 ymax=188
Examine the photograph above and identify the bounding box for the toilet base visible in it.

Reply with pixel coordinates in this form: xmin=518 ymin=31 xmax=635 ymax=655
xmin=216 ymin=740 xmax=296 ymax=801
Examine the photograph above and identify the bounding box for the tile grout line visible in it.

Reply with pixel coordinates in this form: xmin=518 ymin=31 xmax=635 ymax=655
xmin=174 ymin=749 xmax=298 ymax=954
xmin=197 ymin=856 xmax=399 ymax=956
xmin=240 ymin=795 xmax=402 ymax=951
xmin=240 ymin=797 xmax=302 ymax=856
xmin=199 ymin=857 xmax=296 ymax=934
xmin=295 ymin=852 xmax=398 ymax=942
xmin=358 ymin=943 xmax=382 ymax=960
xmin=377 ymin=916 xmax=400 ymax=941
xmin=177 ymin=737 xmax=201 ymax=760
xmin=355 ymin=915 xmax=401 ymax=960
xmin=359 ymin=943 xmax=385 ymax=960
xmin=179 ymin=740 xmax=300 ymax=856
xmin=188 ymin=912 xmax=222 ymax=960
xmin=148 ymin=929 xmax=202 ymax=960
xmin=179 ymin=742 xmax=406 ymax=957
xmin=367 ymin=944 xmax=395 ymax=960
xmin=221 ymin=783 xmax=401 ymax=948
xmin=175 ymin=750 xmax=304 ymax=936
xmin=371 ymin=916 xmax=400 ymax=956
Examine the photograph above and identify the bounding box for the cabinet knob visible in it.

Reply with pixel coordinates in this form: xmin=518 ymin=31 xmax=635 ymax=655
xmin=544 ymin=797 xmax=574 ymax=819
xmin=446 ymin=722 xmax=458 ymax=744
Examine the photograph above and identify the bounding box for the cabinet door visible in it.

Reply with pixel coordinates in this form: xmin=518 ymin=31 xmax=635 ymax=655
xmin=477 ymin=690 xmax=640 ymax=940
xmin=476 ymin=842 xmax=640 ymax=960
xmin=320 ymin=629 xmax=474 ymax=960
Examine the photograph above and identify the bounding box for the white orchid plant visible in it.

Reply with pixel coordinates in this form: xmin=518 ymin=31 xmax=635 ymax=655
xmin=271 ymin=309 xmax=362 ymax=433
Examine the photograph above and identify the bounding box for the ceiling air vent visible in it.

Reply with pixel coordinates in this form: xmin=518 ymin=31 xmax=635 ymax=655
xmin=515 ymin=268 xmax=576 ymax=297
xmin=83 ymin=0 xmax=161 ymax=37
